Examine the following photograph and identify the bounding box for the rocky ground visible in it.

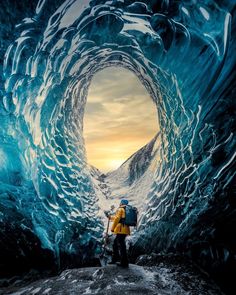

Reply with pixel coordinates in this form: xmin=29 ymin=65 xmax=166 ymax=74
xmin=0 ymin=261 xmax=223 ymax=295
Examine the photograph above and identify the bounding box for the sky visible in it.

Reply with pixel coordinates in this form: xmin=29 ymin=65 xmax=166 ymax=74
xmin=83 ymin=67 xmax=159 ymax=173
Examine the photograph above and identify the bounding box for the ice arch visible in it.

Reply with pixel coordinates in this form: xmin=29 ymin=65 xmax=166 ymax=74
xmin=0 ymin=0 xmax=235 ymax=293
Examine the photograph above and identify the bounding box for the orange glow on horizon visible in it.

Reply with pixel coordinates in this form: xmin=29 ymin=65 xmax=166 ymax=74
xmin=83 ymin=67 xmax=159 ymax=173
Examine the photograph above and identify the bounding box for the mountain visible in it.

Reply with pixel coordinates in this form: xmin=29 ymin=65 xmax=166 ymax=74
xmin=90 ymin=133 xmax=161 ymax=216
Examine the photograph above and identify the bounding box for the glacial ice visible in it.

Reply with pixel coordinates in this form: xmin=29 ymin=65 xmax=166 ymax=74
xmin=0 ymin=0 xmax=235 ymax=293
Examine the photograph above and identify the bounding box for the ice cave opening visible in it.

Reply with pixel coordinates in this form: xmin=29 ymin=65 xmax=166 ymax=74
xmin=83 ymin=65 xmax=161 ymax=229
xmin=83 ymin=66 xmax=159 ymax=171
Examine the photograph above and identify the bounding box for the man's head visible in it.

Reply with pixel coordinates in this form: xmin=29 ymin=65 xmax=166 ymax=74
xmin=120 ymin=199 xmax=129 ymax=206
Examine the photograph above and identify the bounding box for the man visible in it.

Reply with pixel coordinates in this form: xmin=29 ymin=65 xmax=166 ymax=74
xmin=109 ymin=199 xmax=130 ymax=268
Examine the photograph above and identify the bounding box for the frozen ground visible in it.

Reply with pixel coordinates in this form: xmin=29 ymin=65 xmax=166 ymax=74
xmin=0 ymin=260 xmax=223 ymax=295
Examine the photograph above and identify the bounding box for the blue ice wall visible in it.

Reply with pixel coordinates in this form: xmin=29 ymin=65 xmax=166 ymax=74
xmin=0 ymin=0 xmax=235 ymax=292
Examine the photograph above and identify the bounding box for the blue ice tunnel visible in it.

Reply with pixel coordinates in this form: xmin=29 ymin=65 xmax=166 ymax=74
xmin=0 ymin=1 xmax=235 ymax=293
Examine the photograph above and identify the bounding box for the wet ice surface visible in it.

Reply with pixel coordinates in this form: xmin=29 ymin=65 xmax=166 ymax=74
xmin=0 ymin=263 xmax=222 ymax=295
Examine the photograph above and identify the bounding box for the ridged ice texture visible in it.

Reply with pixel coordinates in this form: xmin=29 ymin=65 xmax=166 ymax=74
xmin=0 ymin=0 xmax=235 ymax=284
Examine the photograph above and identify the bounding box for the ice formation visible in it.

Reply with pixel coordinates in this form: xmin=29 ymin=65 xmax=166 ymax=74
xmin=0 ymin=0 xmax=235 ymax=293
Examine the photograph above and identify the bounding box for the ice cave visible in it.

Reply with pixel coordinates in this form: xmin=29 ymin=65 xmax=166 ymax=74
xmin=0 ymin=0 xmax=235 ymax=294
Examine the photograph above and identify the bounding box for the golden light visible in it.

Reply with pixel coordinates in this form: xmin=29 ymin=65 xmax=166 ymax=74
xmin=83 ymin=67 xmax=159 ymax=172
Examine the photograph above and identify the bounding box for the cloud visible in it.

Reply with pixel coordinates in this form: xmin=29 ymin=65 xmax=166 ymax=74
xmin=83 ymin=67 xmax=159 ymax=172
xmin=84 ymin=102 xmax=107 ymax=114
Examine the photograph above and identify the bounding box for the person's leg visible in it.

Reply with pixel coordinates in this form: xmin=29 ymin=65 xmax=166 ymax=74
xmin=117 ymin=234 xmax=128 ymax=266
xmin=111 ymin=235 xmax=120 ymax=263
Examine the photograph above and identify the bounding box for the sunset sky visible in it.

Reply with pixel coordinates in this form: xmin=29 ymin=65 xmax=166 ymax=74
xmin=83 ymin=67 xmax=159 ymax=172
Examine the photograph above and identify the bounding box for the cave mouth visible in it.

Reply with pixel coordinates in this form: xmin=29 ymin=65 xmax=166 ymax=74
xmin=83 ymin=66 xmax=160 ymax=174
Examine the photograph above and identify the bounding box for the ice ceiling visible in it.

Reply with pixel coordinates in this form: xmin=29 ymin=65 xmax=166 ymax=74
xmin=0 ymin=0 xmax=235 ymax=293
